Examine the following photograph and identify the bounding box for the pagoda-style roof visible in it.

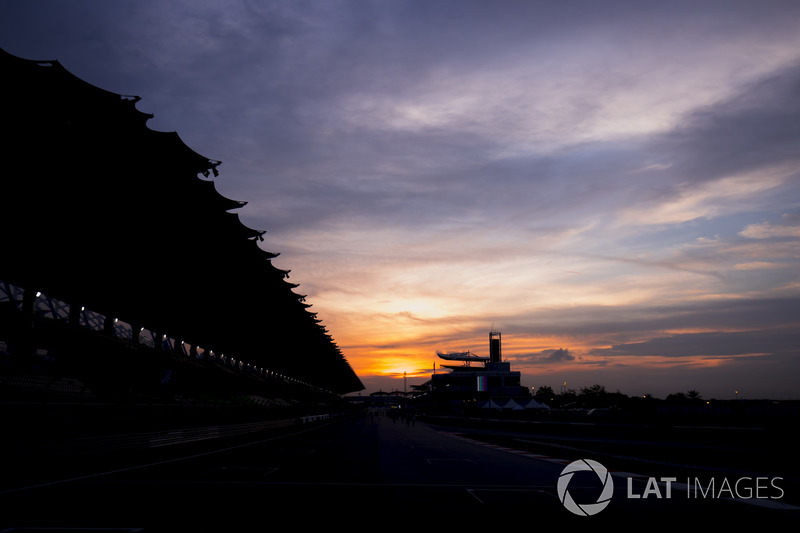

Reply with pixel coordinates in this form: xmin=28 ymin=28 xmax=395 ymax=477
xmin=0 ymin=48 xmax=363 ymax=394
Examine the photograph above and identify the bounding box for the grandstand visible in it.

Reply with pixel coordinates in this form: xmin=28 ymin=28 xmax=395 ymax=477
xmin=0 ymin=48 xmax=364 ymax=407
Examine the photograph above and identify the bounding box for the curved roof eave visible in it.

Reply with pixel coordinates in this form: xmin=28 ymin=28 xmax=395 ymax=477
xmin=147 ymin=129 xmax=221 ymax=176
xmin=194 ymin=178 xmax=248 ymax=211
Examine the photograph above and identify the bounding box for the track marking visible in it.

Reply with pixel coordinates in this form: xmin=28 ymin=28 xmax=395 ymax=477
xmin=436 ymin=430 xmax=800 ymax=510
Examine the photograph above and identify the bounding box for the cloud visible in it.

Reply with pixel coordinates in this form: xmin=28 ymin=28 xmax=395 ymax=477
xmin=612 ymin=61 xmax=800 ymax=228
xmin=739 ymin=221 xmax=800 ymax=239
xmin=524 ymin=348 xmax=575 ymax=364
xmin=195 ymin=2 xmax=800 ymax=245
xmin=591 ymin=327 xmax=800 ymax=359
xmin=734 ymin=262 xmax=788 ymax=271
xmin=503 ymin=296 xmax=800 ymax=343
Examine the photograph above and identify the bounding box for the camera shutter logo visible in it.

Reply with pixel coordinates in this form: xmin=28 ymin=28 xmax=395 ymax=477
xmin=557 ymin=459 xmax=614 ymax=516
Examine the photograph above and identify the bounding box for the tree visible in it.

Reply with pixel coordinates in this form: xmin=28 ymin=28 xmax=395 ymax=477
xmin=579 ymin=384 xmax=608 ymax=407
xmin=666 ymin=390 xmax=703 ymax=404
xmin=535 ymin=385 xmax=554 ymax=402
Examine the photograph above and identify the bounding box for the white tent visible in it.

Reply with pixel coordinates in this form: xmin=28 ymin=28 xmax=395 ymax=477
xmin=519 ymin=398 xmax=550 ymax=410
xmin=498 ymin=399 xmax=525 ymax=410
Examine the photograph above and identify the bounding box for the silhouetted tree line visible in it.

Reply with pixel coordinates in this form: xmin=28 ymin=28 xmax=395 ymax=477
xmin=533 ymin=383 xmax=712 ymax=410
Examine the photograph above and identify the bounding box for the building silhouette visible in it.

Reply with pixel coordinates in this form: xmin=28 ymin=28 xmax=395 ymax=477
xmin=423 ymin=330 xmax=548 ymax=413
xmin=0 ymin=49 xmax=363 ymax=401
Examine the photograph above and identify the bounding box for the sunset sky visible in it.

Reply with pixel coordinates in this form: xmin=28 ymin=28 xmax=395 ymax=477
xmin=2 ymin=1 xmax=799 ymax=399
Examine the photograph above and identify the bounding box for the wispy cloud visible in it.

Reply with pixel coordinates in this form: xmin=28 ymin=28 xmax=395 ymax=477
xmin=740 ymin=221 xmax=800 ymax=239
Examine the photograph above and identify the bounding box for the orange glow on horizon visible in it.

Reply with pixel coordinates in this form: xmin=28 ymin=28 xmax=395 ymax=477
xmin=339 ymin=324 xmax=776 ymax=394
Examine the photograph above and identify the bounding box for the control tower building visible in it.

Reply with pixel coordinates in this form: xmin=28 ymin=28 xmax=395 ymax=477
xmin=430 ymin=330 xmax=526 ymax=403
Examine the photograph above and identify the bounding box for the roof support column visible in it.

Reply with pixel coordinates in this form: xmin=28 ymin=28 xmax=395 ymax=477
xmin=103 ymin=314 xmax=115 ymax=337
xmin=68 ymin=302 xmax=82 ymax=328
xmin=130 ymin=321 xmax=142 ymax=344
xmin=15 ymin=286 xmax=36 ymax=358
xmin=154 ymin=330 xmax=165 ymax=351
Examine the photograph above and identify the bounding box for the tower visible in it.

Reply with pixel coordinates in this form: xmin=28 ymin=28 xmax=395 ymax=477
xmin=489 ymin=330 xmax=502 ymax=363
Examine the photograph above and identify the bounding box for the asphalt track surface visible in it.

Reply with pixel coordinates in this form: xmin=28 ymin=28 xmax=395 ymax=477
xmin=1 ymin=408 xmax=798 ymax=530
